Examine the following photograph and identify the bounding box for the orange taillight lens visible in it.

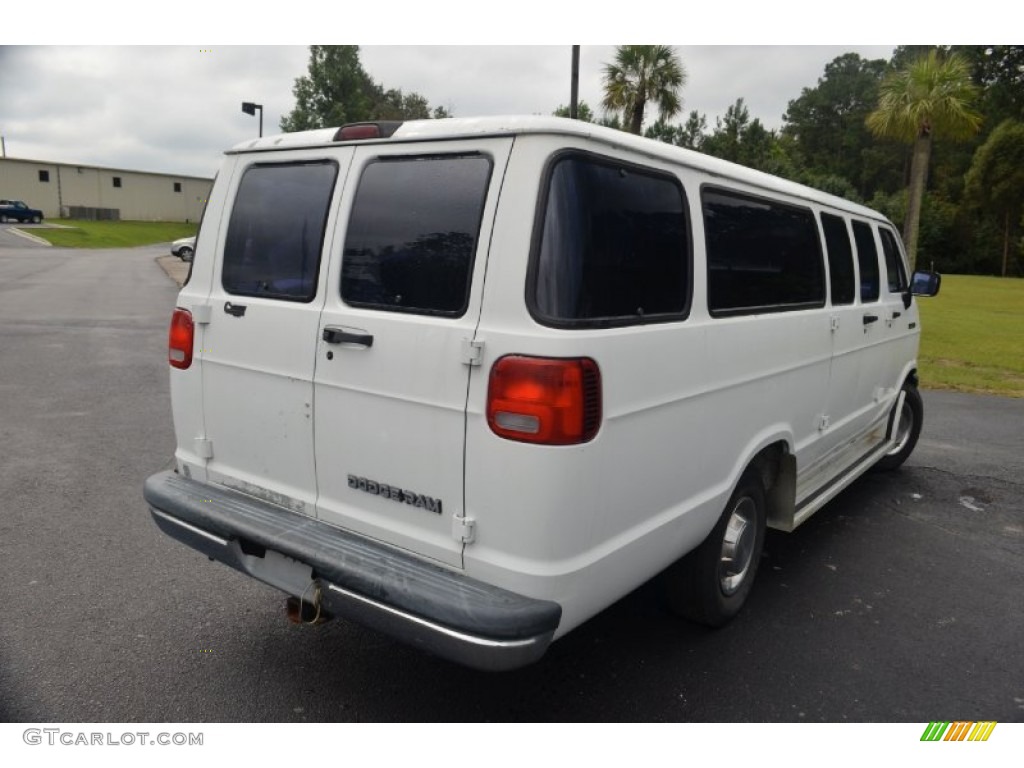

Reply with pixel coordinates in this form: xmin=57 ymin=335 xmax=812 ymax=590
xmin=487 ymin=356 xmax=601 ymax=445
xmin=168 ymin=308 xmax=194 ymax=370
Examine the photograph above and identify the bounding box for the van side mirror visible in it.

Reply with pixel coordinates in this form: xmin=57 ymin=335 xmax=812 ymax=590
xmin=910 ymin=270 xmax=941 ymax=298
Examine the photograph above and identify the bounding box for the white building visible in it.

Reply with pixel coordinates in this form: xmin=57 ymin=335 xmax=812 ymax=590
xmin=0 ymin=157 xmax=213 ymax=222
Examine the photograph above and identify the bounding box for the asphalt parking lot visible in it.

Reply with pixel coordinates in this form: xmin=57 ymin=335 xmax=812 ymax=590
xmin=0 ymin=222 xmax=51 ymax=248
xmin=0 ymin=242 xmax=1021 ymax=723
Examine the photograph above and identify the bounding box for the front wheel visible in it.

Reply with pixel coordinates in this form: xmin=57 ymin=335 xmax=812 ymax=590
xmin=30 ymin=215 xmax=41 ymax=224
xmin=664 ymin=466 xmax=766 ymax=627
xmin=178 ymin=246 xmax=194 ymax=262
xmin=875 ymin=384 xmax=923 ymax=471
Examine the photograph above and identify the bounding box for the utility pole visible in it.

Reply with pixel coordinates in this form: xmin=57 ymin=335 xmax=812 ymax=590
xmin=570 ymin=46 xmax=580 ymax=120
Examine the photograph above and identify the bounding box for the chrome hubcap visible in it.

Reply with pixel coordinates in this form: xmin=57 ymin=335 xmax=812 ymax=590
xmin=720 ymin=496 xmax=757 ymax=596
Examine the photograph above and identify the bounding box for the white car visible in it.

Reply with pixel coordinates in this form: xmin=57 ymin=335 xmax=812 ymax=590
xmin=170 ymin=236 xmax=195 ymax=261
xmin=145 ymin=116 xmax=940 ymax=670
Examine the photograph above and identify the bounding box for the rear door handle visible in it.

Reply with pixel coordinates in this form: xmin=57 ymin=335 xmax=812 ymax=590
xmin=863 ymin=314 xmax=879 ymax=325
xmin=224 ymin=302 xmax=246 ymax=317
xmin=322 ymin=326 xmax=374 ymax=348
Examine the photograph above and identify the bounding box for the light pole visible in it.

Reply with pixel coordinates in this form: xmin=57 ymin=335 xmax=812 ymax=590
xmin=241 ymin=102 xmax=263 ymax=138
xmin=570 ymin=46 xmax=580 ymax=120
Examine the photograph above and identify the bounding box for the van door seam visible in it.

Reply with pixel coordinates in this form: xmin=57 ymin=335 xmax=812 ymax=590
xmin=460 ymin=136 xmax=516 ymax=567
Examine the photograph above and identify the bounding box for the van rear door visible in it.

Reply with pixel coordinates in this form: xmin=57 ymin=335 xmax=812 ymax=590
xmin=312 ymin=139 xmax=513 ymax=568
xmin=200 ymin=151 xmax=352 ymax=514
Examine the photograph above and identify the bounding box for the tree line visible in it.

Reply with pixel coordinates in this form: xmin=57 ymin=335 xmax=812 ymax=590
xmin=282 ymin=45 xmax=1024 ymax=277
xmin=280 ymin=46 xmax=450 ymax=132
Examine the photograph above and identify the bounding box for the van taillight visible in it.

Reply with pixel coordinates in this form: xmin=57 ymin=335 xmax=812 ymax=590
xmin=487 ymin=356 xmax=601 ymax=445
xmin=168 ymin=309 xmax=194 ymax=370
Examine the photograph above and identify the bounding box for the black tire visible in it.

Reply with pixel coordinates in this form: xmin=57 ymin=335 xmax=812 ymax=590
xmin=0 ymin=215 xmax=7 ymax=223
xmin=664 ymin=466 xmax=766 ymax=627
xmin=179 ymin=246 xmax=193 ymax=262
xmin=30 ymin=215 xmax=41 ymax=224
xmin=875 ymin=383 xmax=923 ymax=471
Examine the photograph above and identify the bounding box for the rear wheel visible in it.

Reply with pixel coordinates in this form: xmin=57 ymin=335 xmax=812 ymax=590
xmin=875 ymin=383 xmax=923 ymax=471
xmin=664 ymin=466 xmax=766 ymax=626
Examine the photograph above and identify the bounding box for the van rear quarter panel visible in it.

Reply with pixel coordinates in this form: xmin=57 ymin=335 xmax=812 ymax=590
xmin=464 ymin=136 xmax=829 ymax=635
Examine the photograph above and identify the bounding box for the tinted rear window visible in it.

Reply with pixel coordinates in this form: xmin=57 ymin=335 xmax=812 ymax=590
xmin=530 ymin=152 xmax=690 ymax=327
xmin=341 ymin=154 xmax=492 ymax=317
xmin=222 ymin=161 xmax=337 ymax=302
xmin=703 ymin=188 xmax=824 ymax=315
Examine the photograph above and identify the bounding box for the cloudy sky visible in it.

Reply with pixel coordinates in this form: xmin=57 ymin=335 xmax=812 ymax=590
xmin=2 ymin=45 xmax=909 ymax=180
xmin=0 ymin=3 xmax=996 ymax=181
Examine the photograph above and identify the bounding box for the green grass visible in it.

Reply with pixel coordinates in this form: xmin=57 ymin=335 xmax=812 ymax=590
xmin=917 ymin=274 xmax=1024 ymax=397
xmin=24 ymin=219 xmax=198 ymax=249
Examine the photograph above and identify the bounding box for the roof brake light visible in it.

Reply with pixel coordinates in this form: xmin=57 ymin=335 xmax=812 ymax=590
xmin=333 ymin=121 xmax=404 ymax=142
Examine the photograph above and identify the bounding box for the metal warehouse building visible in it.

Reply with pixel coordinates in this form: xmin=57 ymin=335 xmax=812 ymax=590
xmin=0 ymin=157 xmax=213 ymax=222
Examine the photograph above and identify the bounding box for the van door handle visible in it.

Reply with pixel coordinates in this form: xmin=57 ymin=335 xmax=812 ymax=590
xmin=863 ymin=314 xmax=879 ymax=325
xmin=892 ymin=310 xmax=902 ymax=319
xmin=224 ymin=302 xmax=247 ymax=317
xmin=322 ymin=326 xmax=374 ymax=348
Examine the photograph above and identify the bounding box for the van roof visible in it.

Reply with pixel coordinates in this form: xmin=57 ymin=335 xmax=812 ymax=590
xmin=228 ymin=115 xmax=886 ymax=221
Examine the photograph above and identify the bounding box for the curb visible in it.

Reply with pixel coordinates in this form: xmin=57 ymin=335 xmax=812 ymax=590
xmin=7 ymin=227 xmax=52 ymax=246
xmin=155 ymin=254 xmax=188 ymax=287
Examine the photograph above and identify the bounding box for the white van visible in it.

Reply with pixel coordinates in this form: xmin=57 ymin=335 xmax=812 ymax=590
xmin=144 ymin=116 xmax=940 ymax=670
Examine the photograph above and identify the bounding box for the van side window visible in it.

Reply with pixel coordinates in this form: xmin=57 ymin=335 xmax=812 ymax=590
xmin=851 ymin=220 xmax=880 ymax=303
xmin=223 ymin=161 xmax=337 ymax=302
xmin=703 ymin=188 xmax=824 ymax=315
xmin=878 ymin=227 xmax=909 ymax=293
xmin=530 ymin=152 xmax=690 ymax=326
xmin=820 ymin=212 xmax=855 ymax=306
xmin=341 ymin=154 xmax=492 ymax=317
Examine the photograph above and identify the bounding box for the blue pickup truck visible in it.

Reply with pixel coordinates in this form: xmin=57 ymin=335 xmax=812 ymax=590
xmin=0 ymin=200 xmax=44 ymax=223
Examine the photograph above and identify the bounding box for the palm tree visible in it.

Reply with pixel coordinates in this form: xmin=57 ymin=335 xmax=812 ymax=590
xmin=602 ymin=45 xmax=686 ymax=135
xmin=866 ymin=49 xmax=982 ymax=269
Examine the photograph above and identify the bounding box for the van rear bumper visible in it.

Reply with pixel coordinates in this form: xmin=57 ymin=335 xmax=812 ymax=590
xmin=143 ymin=471 xmax=561 ymax=671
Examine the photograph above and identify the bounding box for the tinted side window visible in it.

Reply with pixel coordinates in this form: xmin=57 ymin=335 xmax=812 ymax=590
xmin=820 ymin=212 xmax=855 ymax=306
xmin=531 ymin=153 xmax=689 ymax=326
xmin=341 ymin=155 xmax=492 ymax=317
xmin=223 ymin=162 xmax=337 ymax=302
xmin=703 ymin=188 xmax=824 ymax=315
xmin=878 ymin=227 xmax=909 ymax=293
xmin=851 ymin=220 xmax=880 ymax=303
